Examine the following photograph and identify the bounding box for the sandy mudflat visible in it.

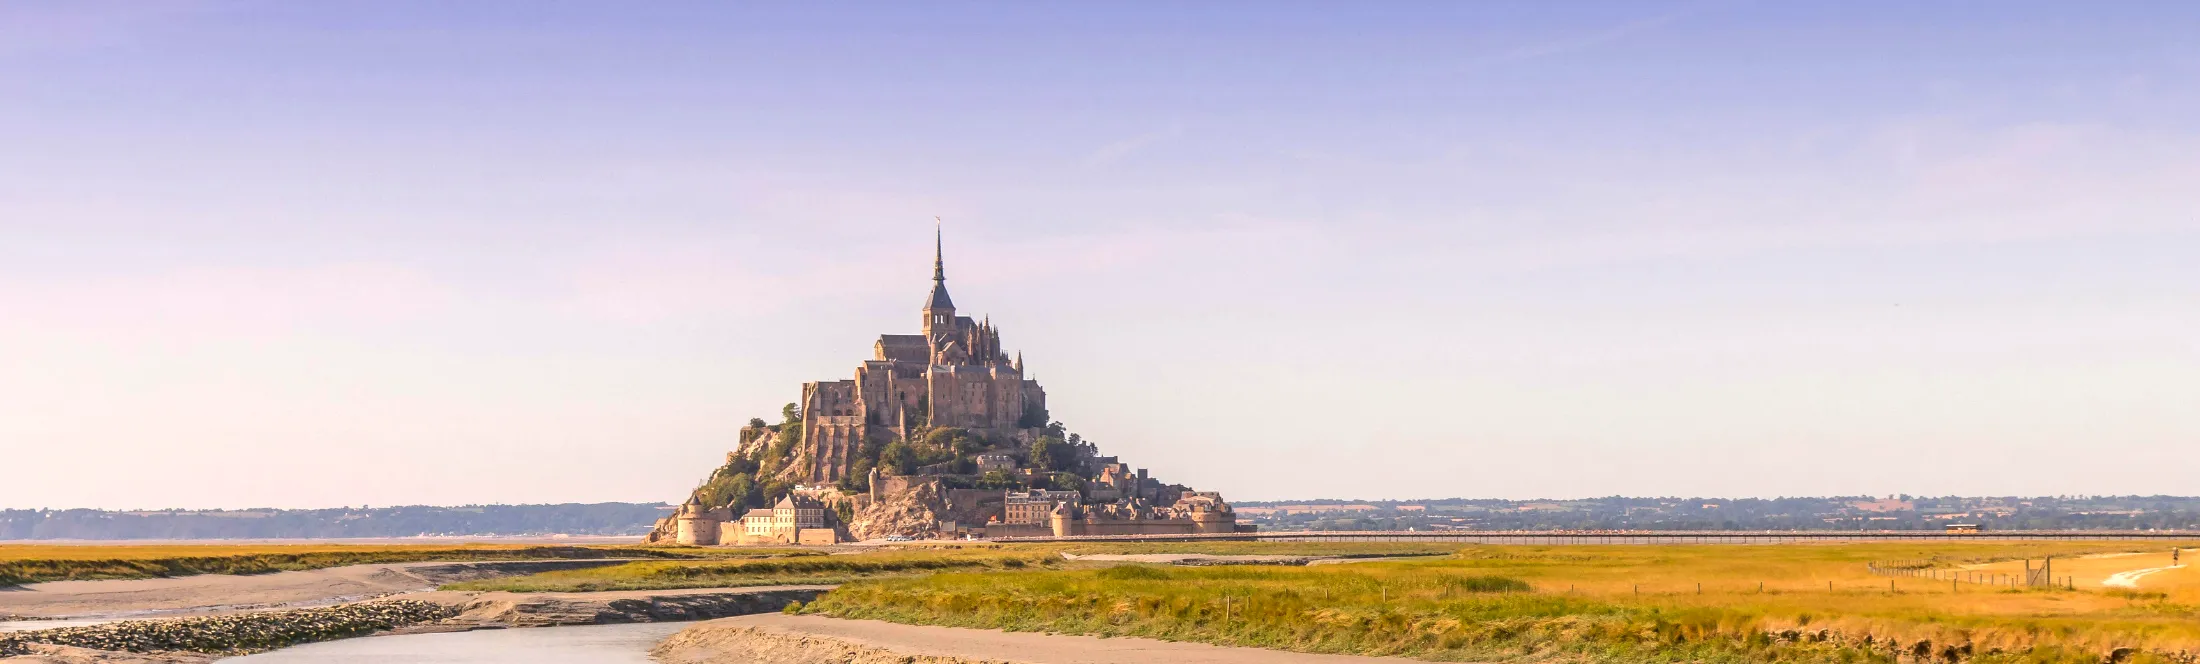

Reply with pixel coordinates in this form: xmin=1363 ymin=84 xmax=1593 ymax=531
xmin=0 ymin=643 xmax=213 ymax=664
xmin=0 ymin=561 xmax=625 ymax=620
xmin=655 ymin=614 xmax=1425 ymax=664
xmin=404 ymin=585 xmax=832 ymax=627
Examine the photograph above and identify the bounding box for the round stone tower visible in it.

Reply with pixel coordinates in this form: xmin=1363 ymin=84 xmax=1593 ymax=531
xmin=1190 ymin=504 xmax=1235 ymax=534
xmin=1049 ymin=502 xmax=1080 ymax=538
xmin=673 ymin=497 xmax=722 ymax=546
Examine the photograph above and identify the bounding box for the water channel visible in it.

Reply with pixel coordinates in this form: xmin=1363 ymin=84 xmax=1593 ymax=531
xmin=222 ymin=623 xmax=689 ymax=663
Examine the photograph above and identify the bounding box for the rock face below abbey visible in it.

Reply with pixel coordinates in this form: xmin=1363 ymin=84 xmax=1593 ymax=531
xmin=645 ymin=231 xmax=1245 ymax=544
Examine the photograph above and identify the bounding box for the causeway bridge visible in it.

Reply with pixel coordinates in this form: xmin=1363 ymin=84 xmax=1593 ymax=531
xmin=995 ymin=530 xmax=2200 ymax=545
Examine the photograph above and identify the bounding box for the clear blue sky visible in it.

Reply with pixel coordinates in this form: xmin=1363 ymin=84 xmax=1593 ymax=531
xmin=4 ymin=2 xmax=2196 ymax=508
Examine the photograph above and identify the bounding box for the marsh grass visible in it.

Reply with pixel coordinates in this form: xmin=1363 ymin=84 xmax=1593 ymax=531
xmin=807 ymin=542 xmax=2200 ymax=663
xmin=0 ymin=544 xmax=795 ymax=586
xmin=862 ymin=541 xmax=1460 ymax=558
xmin=1046 ymin=541 xmax=1462 ymax=557
xmin=442 ymin=549 xmax=1062 ymax=592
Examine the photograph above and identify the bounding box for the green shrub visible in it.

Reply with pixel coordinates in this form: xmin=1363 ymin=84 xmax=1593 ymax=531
xmin=1442 ymin=574 xmax=1532 ymax=593
xmin=1097 ymin=565 xmax=1171 ymax=581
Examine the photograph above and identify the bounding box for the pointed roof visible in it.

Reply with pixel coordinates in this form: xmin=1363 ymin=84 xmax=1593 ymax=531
xmin=925 ymin=222 xmax=955 ymax=310
xmin=775 ymin=495 xmax=796 ymax=509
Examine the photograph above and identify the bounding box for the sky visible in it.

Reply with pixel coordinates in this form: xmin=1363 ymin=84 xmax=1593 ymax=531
xmin=2 ymin=1 xmax=2196 ymax=509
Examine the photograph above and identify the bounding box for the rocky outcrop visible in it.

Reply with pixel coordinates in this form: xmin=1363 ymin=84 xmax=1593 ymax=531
xmin=846 ymin=480 xmax=948 ymax=540
xmin=0 ymin=599 xmax=454 ymax=658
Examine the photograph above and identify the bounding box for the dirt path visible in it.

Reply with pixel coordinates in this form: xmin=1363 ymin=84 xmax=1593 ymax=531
xmin=2103 ymin=565 xmax=2185 ymax=588
xmin=655 ymin=614 xmax=1427 ymax=664
xmin=0 ymin=560 xmax=624 ymax=620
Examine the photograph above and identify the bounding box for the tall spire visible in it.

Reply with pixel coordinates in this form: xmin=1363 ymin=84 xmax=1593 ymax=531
xmin=923 ymin=218 xmax=956 ymax=313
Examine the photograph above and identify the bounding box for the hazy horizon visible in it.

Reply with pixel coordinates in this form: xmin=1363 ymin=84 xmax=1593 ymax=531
xmin=4 ymin=2 xmax=2196 ymax=509
xmin=8 ymin=492 xmax=2190 ymax=513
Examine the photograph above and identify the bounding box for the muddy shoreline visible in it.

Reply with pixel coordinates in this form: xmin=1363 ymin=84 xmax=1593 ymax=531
xmin=653 ymin=614 xmax=1422 ymax=664
xmin=1 ymin=570 xmax=826 ymax=663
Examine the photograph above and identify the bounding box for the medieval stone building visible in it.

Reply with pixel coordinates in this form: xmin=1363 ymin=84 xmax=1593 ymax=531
xmin=745 ymin=229 xmax=1048 ymax=483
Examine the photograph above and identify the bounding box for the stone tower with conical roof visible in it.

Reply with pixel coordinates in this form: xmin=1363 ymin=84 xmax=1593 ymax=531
xmin=921 ymin=221 xmax=956 ymax=344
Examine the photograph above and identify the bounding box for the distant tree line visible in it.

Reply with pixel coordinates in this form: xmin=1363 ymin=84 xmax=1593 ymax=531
xmin=0 ymin=503 xmax=669 ymax=540
xmin=1237 ymin=495 xmax=2200 ymax=532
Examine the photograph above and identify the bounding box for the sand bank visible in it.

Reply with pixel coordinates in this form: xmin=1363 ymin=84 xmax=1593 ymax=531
xmin=0 ymin=560 xmax=625 ymax=621
xmin=654 ymin=614 xmax=1424 ymax=664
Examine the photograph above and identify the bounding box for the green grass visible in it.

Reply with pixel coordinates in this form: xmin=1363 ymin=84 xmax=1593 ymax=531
xmin=0 ymin=544 xmax=803 ymax=587
xmin=439 ymin=542 xmax=1459 ymax=592
xmin=1044 ymin=541 xmax=1461 ymax=557
xmin=441 ymin=549 xmax=1063 ymax=592
xmin=805 ymin=542 xmax=2200 ymax=663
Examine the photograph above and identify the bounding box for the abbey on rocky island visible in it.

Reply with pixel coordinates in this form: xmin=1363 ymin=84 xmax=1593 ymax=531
xmin=769 ymin=229 xmax=1049 ymax=485
xmin=645 ymin=228 xmax=1244 ymax=544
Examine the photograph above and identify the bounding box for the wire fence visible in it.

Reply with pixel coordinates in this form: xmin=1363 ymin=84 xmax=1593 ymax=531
xmin=1867 ymin=557 xmax=2072 ymax=590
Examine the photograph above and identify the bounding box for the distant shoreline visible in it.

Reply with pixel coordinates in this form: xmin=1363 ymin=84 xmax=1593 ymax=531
xmin=0 ymin=536 xmax=643 ymax=546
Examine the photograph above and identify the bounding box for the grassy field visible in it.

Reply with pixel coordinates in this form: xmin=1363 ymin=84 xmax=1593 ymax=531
xmin=437 ymin=541 xmax=1463 ymax=591
xmin=0 ymin=539 xmax=1452 ymax=590
xmin=1043 ymin=541 xmax=1462 ymax=557
xmin=442 ymin=548 xmax=1063 ymax=592
xmin=0 ymin=543 xmax=802 ymax=586
xmin=805 ymin=541 xmax=2200 ymax=663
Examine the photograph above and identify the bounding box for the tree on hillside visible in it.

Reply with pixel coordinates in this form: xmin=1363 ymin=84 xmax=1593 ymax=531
xmin=1028 ymin=435 xmax=1072 ymax=473
xmin=1018 ymin=401 xmax=1049 ymax=428
xmin=1046 ymin=473 xmax=1087 ymax=494
xmin=923 ymin=427 xmax=985 ymax=456
xmin=837 ymin=459 xmax=876 ymax=493
xmin=975 ymin=470 xmax=1020 ymax=490
xmin=880 ymin=441 xmax=919 ymax=475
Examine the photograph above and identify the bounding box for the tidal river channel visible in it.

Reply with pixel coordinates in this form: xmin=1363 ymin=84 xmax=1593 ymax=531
xmin=223 ymin=623 xmax=689 ymax=663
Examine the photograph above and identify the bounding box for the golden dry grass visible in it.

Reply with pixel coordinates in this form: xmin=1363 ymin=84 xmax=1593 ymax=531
xmin=809 ymin=540 xmax=2200 ymax=663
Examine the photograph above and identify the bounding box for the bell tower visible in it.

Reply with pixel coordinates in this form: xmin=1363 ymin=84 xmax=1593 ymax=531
xmin=921 ymin=221 xmax=956 ymax=343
